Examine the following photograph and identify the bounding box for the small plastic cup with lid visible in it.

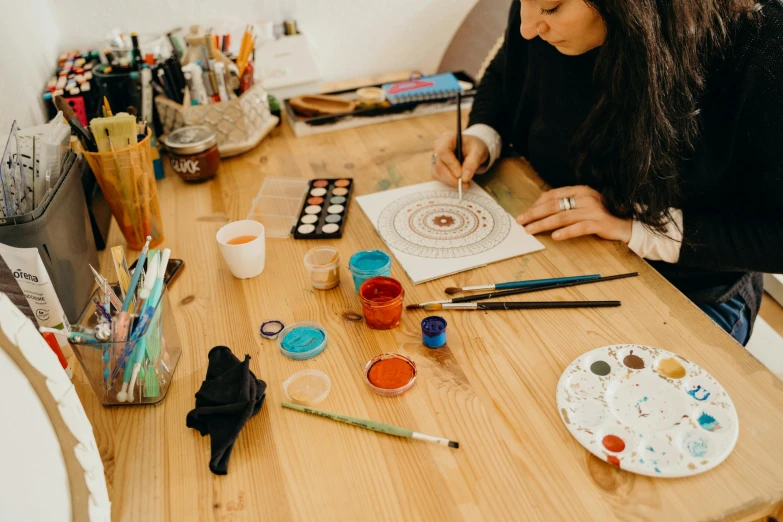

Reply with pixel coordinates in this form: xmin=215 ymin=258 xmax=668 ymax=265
xmin=277 ymin=321 xmax=328 ymax=360
xmin=303 ymin=246 xmax=341 ymax=290
xmin=282 ymin=369 xmax=331 ymax=405
xmin=421 ymin=316 xmax=447 ymax=348
xmin=364 ymin=353 xmax=417 ymax=397
xmin=348 ymin=250 xmax=392 ymax=293
xmin=358 ymin=276 xmax=404 ymax=330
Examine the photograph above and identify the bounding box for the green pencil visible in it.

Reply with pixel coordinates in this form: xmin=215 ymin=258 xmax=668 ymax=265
xmin=282 ymin=402 xmax=459 ymax=449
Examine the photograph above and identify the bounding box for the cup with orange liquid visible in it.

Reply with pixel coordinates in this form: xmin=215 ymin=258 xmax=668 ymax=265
xmin=216 ymin=220 xmax=266 ymax=278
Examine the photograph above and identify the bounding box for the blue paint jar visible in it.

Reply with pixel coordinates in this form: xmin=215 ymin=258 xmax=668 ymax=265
xmin=348 ymin=250 xmax=392 ymax=293
xmin=277 ymin=321 xmax=328 ymax=360
xmin=421 ymin=316 xmax=447 ymax=348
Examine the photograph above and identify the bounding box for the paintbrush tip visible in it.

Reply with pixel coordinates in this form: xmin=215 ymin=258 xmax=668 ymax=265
xmin=444 ymin=287 xmax=460 ymax=295
xmin=448 ymin=441 xmax=459 ymax=449
xmin=405 ymin=304 xmax=421 ymax=310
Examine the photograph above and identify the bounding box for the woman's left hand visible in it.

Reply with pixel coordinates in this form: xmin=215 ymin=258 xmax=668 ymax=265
xmin=516 ymin=186 xmax=633 ymax=243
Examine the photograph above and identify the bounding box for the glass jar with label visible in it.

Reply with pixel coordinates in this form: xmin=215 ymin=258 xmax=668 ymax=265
xmin=162 ymin=126 xmax=221 ymax=182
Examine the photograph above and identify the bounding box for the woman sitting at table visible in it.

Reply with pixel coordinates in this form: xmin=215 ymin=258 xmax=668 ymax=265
xmin=431 ymin=0 xmax=783 ymax=345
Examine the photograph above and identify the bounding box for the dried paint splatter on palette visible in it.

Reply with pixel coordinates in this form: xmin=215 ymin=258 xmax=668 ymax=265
xmin=556 ymin=344 xmax=739 ymax=478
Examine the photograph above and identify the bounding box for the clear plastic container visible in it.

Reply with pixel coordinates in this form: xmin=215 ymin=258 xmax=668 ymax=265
xmin=71 ymin=286 xmax=182 ymax=406
xmin=277 ymin=321 xmax=328 ymax=360
xmin=303 ymin=246 xmax=341 ymax=290
xmin=246 ymin=177 xmax=308 ymax=238
xmin=282 ymin=369 xmax=331 ymax=405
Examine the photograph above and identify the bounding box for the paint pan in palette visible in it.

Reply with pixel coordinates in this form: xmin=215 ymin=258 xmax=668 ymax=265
xmin=292 ymin=178 xmax=353 ymax=239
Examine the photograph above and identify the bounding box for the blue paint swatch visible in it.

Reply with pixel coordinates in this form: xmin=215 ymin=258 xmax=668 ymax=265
xmin=697 ymin=412 xmax=721 ymax=432
xmin=281 ymin=327 xmax=325 ymax=354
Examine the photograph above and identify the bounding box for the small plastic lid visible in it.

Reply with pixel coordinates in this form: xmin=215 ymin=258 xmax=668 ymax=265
xmin=260 ymin=319 xmax=285 ymax=339
xmin=282 ymin=369 xmax=331 ymax=405
xmin=163 ymin=125 xmax=217 ymax=154
xmin=277 ymin=321 xmax=328 ymax=360
xmin=363 ymin=353 xmax=417 ymax=397
xmin=421 ymin=316 xmax=447 ymax=336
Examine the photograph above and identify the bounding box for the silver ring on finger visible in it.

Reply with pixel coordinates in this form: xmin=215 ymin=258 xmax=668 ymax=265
xmin=559 ymin=197 xmax=574 ymax=211
xmin=569 ymin=196 xmax=576 ymax=210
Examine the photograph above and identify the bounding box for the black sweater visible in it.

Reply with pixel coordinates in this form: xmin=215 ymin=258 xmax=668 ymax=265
xmin=469 ymin=0 xmax=783 ymax=326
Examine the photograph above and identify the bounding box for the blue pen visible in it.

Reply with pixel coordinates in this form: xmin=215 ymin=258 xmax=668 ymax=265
xmin=445 ymin=274 xmax=601 ymax=294
xmin=121 ymin=236 xmax=152 ymax=312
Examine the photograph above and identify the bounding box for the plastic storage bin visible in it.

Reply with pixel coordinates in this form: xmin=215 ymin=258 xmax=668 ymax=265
xmin=246 ymin=177 xmax=308 ymax=238
xmin=0 ymin=154 xmax=99 ymax=323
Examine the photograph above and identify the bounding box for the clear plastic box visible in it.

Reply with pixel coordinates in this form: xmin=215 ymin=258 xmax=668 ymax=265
xmin=246 ymin=177 xmax=308 ymax=238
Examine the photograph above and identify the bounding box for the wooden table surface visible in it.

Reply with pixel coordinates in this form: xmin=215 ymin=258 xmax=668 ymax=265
xmin=75 ymin=111 xmax=783 ymax=522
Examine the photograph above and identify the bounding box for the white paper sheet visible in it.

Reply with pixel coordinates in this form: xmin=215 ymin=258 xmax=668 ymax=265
xmin=357 ymin=181 xmax=544 ymax=284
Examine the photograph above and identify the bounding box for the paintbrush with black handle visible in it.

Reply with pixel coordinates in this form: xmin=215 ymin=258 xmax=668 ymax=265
xmin=54 ymin=95 xmax=97 ymax=151
xmin=407 ymin=272 xmax=638 ymax=310
xmin=421 ymin=300 xmax=621 ymax=311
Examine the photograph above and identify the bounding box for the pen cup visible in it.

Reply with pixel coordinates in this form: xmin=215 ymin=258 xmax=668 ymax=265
xmin=71 ymin=285 xmax=182 ymax=406
xmin=82 ymin=132 xmax=164 ymax=250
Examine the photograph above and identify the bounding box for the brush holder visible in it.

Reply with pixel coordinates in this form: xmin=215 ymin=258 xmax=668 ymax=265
xmin=71 ymin=285 xmax=181 ymax=406
xmin=83 ymin=132 xmax=164 ymax=250
xmin=155 ymin=83 xmax=278 ymax=158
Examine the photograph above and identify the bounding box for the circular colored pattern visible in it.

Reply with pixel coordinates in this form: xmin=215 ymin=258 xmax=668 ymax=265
xmin=332 ymin=187 xmax=348 ymax=196
xmin=325 ymin=215 xmax=341 ymax=223
xmin=310 ymin=188 xmax=327 ymax=197
xmin=377 ymin=190 xmax=511 ymax=259
xmin=590 ymin=360 xmax=611 ymax=376
xmin=327 ymin=204 xmax=344 ymax=214
xmin=301 ymin=214 xmax=318 ymax=224
xmin=556 ymin=344 xmax=739 ymax=478
xmin=304 ymin=205 xmax=322 ymax=214
xmin=297 ymin=224 xmax=315 ymax=234
xmin=368 ymin=357 xmax=415 ymax=389
xmin=321 ymin=223 xmax=340 ymax=234
xmin=330 ymin=196 xmax=346 ymax=205
xmin=307 ymin=196 xmax=324 ymax=205
xmin=334 ymin=179 xmax=351 ymax=187
xmin=313 ymin=180 xmax=329 ymax=188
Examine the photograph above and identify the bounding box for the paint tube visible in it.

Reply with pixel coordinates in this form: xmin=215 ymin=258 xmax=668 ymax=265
xmin=0 ymin=243 xmax=72 ymax=377
xmin=0 ymin=243 xmax=70 ymax=332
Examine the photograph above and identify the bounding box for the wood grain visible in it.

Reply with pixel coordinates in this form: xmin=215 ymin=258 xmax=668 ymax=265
xmin=72 ymin=111 xmax=783 ymax=522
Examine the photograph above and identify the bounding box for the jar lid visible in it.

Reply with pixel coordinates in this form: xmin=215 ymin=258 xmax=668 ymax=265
xmin=163 ymin=126 xmax=217 ymax=154
xmin=282 ymin=370 xmax=331 ymax=405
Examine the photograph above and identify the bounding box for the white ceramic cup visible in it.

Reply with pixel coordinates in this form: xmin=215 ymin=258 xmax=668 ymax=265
xmin=216 ymin=220 xmax=266 ymax=279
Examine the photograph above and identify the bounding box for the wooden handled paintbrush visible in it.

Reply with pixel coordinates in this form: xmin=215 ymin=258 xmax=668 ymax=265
xmin=282 ymin=402 xmax=459 ymax=449
xmin=420 ymin=300 xmax=620 ymax=311
xmin=407 ymin=273 xmax=638 ymax=310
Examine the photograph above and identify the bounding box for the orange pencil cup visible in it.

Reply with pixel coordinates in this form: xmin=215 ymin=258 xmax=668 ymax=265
xmin=83 ymin=132 xmax=164 ymax=249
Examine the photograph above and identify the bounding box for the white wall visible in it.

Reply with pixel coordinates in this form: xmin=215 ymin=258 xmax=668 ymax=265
xmin=0 ymin=0 xmax=475 ymax=127
xmin=0 ymin=0 xmax=62 ymax=131
xmin=49 ymin=0 xmax=475 ymax=82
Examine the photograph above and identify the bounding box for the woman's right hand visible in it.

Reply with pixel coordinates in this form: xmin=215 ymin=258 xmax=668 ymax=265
xmin=431 ymin=131 xmax=490 ymax=188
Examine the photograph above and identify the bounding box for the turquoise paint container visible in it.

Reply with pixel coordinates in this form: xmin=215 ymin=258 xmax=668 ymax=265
xmin=348 ymin=250 xmax=392 ymax=293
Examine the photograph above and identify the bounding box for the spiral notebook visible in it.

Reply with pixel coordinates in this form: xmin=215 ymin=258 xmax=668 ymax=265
xmin=382 ymin=73 xmax=462 ymax=105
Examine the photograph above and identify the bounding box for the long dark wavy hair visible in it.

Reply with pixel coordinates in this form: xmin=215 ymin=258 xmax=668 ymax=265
xmin=573 ymin=0 xmax=760 ymax=230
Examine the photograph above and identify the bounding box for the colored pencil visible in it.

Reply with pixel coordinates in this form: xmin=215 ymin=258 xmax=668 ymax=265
xmin=445 ymin=274 xmax=601 ymax=294
xmin=282 ymin=402 xmax=459 ymax=449
xmin=407 ymin=273 xmax=638 ymax=310
xmin=420 ymin=300 xmax=621 ymax=311
xmin=121 ymin=236 xmax=151 ymax=312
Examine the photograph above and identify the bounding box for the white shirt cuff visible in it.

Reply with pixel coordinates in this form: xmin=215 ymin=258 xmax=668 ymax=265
xmin=463 ymin=124 xmax=501 ymax=174
xmin=627 ymin=209 xmax=684 ymax=263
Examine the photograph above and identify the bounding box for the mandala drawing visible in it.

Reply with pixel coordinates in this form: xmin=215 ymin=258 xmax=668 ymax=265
xmin=377 ymin=190 xmax=512 ymax=258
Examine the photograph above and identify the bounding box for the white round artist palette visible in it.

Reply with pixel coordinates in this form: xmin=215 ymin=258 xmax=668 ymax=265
xmin=556 ymin=344 xmax=738 ymax=478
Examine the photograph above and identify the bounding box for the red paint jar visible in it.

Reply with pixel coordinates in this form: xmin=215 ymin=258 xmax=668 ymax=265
xmin=359 ymin=276 xmax=404 ymax=330
xmin=163 ymin=126 xmax=221 ymax=182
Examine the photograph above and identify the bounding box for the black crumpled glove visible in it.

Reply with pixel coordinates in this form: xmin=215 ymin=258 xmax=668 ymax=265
xmin=186 ymin=346 xmax=267 ymax=475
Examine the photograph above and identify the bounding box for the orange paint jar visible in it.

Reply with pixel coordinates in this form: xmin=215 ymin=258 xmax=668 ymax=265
xmin=358 ymin=276 xmax=404 ymax=330
xmin=364 ymin=353 xmax=417 ymax=397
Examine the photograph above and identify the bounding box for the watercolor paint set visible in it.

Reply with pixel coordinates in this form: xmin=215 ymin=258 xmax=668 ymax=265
xmin=292 ymin=178 xmax=354 ymax=239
